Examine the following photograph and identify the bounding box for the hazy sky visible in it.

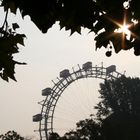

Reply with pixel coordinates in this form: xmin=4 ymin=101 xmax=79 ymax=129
xmin=0 ymin=10 xmax=140 ymax=138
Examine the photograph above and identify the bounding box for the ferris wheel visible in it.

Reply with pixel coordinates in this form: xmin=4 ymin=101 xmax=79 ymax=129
xmin=33 ymin=62 xmax=123 ymax=140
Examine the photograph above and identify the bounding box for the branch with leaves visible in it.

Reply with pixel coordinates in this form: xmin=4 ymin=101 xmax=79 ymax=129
xmin=0 ymin=4 xmax=26 ymax=81
xmin=2 ymin=0 xmax=139 ymax=56
xmin=1 ymin=0 xmax=140 ymax=81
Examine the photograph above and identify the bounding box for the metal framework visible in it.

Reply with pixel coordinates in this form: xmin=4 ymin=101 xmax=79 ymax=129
xmin=33 ymin=62 xmax=123 ymax=140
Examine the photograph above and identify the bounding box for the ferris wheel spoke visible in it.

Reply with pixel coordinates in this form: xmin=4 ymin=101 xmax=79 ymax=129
xmin=33 ymin=62 xmax=123 ymax=140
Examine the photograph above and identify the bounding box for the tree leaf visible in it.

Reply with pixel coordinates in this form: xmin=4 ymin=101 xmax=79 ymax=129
xmin=12 ymin=23 xmax=19 ymax=30
xmin=14 ymin=34 xmax=26 ymax=46
xmin=95 ymin=32 xmax=109 ymax=49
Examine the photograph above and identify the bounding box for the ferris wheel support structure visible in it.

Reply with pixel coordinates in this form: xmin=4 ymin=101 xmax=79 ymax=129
xmin=33 ymin=62 xmax=123 ymax=140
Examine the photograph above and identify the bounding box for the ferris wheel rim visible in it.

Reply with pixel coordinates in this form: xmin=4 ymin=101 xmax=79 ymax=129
xmin=35 ymin=62 xmax=123 ymax=140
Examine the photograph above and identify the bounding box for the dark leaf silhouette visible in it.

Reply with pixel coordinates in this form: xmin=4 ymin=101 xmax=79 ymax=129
xmin=0 ymin=130 xmax=24 ymax=140
xmin=49 ymin=76 xmax=140 ymax=140
xmin=95 ymin=76 xmax=140 ymax=140
xmin=1 ymin=0 xmax=140 ymax=81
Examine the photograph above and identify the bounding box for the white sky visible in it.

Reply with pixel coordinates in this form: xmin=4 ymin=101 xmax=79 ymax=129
xmin=0 ymin=10 xmax=140 ymax=138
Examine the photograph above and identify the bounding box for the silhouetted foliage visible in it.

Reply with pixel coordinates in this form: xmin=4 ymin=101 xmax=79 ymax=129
xmin=48 ymin=132 xmax=60 ymax=140
xmin=96 ymin=76 xmax=140 ymax=119
xmin=2 ymin=0 xmax=140 ymax=54
xmin=49 ymin=76 xmax=140 ymax=140
xmin=0 ymin=131 xmax=24 ymax=140
xmin=48 ymin=119 xmax=102 ymax=140
xmin=61 ymin=119 xmax=102 ymax=140
xmin=95 ymin=76 xmax=140 ymax=140
xmin=0 ymin=2 xmax=26 ymax=81
xmin=0 ymin=0 xmax=140 ymax=81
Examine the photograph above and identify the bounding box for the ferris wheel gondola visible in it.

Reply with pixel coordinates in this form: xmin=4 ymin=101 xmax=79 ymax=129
xmin=33 ymin=62 xmax=123 ymax=140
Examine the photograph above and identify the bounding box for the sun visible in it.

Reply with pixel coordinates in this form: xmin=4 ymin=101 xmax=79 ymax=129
xmin=110 ymin=13 xmax=133 ymax=49
xmin=115 ymin=22 xmax=131 ymax=49
xmin=114 ymin=20 xmax=131 ymax=37
xmin=120 ymin=23 xmax=130 ymax=35
xmin=102 ymin=9 xmax=137 ymax=50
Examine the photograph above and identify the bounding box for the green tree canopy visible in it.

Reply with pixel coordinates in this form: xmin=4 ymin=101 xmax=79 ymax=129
xmin=1 ymin=0 xmax=140 ymax=81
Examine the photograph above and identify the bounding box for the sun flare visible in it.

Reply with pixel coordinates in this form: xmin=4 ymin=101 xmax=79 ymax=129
xmin=114 ymin=22 xmax=131 ymax=41
xmin=102 ymin=10 xmax=137 ymax=50
xmin=112 ymin=17 xmax=132 ymax=49
xmin=114 ymin=22 xmax=131 ymax=37
xmin=120 ymin=24 xmax=130 ymax=35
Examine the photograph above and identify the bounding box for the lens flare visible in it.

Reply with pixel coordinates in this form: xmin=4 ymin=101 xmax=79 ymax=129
xmin=120 ymin=24 xmax=130 ymax=35
xmin=105 ymin=10 xmax=135 ymax=49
